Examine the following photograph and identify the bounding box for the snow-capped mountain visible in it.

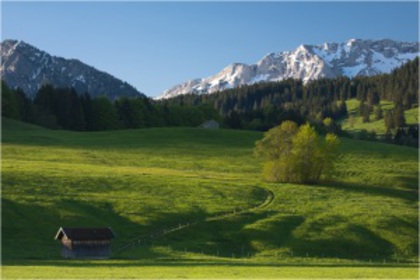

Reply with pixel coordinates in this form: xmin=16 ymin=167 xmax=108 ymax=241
xmin=0 ymin=40 xmax=143 ymax=99
xmin=159 ymin=39 xmax=419 ymax=99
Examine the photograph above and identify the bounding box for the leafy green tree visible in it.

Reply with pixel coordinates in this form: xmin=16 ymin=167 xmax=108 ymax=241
xmin=291 ymin=123 xmax=320 ymax=183
xmin=319 ymin=133 xmax=340 ymax=180
xmin=254 ymin=121 xmax=298 ymax=182
xmin=323 ymin=117 xmax=341 ymax=134
xmin=254 ymin=121 xmax=340 ymax=184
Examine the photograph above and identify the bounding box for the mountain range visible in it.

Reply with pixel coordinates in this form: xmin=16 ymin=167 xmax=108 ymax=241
xmin=159 ymin=39 xmax=419 ymax=99
xmin=1 ymin=39 xmax=418 ymax=101
xmin=0 ymin=40 xmax=143 ymax=99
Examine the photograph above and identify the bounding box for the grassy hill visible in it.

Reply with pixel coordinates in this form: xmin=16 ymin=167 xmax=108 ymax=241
xmin=1 ymin=118 xmax=418 ymax=278
xmin=341 ymin=99 xmax=419 ymax=136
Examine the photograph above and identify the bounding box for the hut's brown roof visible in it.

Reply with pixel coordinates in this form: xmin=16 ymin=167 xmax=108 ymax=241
xmin=55 ymin=227 xmax=115 ymax=241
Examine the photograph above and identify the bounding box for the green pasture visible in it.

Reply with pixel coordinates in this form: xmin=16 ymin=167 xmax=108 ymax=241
xmin=341 ymin=99 xmax=419 ymax=135
xmin=2 ymin=260 xmax=418 ymax=279
xmin=1 ymin=118 xmax=418 ymax=278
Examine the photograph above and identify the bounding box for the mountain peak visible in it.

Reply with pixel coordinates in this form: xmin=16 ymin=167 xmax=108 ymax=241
xmin=347 ymin=38 xmax=360 ymax=44
xmin=1 ymin=40 xmax=144 ymax=99
xmin=158 ymin=39 xmax=419 ymax=99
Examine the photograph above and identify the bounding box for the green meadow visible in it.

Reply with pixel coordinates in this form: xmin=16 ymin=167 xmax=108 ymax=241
xmin=341 ymin=99 xmax=419 ymax=136
xmin=1 ymin=118 xmax=418 ymax=279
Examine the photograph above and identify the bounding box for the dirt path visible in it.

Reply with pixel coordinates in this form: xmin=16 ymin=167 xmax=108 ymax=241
xmin=115 ymin=187 xmax=274 ymax=253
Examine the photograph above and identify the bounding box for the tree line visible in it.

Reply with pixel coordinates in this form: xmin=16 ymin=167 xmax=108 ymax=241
xmin=162 ymin=58 xmax=419 ymax=146
xmin=1 ymin=83 xmax=219 ymax=131
xmin=161 ymin=78 xmax=348 ymax=131
xmin=2 ymin=58 xmax=418 ymax=147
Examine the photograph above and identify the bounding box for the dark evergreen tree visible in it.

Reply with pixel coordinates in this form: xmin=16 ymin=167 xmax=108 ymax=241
xmin=69 ymin=88 xmax=86 ymax=130
xmin=393 ymin=106 xmax=406 ymax=128
xmin=90 ymin=97 xmax=119 ymax=130
xmin=15 ymin=88 xmax=34 ymax=122
xmin=81 ymin=92 xmax=93 ymax=130
xmin=1 ymin=81 xmax=20 ymax=119
xmin=34 ymin=84 xmax=56 ymax=117
xmin=224 ymin=111 xmax=242 ymax=129
xmin=384 ymin=110 xmax=395 ymax=131
xmin=374 ymin=104 xmax=383 ymax=120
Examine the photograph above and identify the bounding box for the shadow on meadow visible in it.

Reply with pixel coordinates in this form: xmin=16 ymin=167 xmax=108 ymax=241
xmin=114 ymin=208 xmax=210 ymax=259
xmin=325 ymin=180 xmax=418 ymax=202
xmin=289 ymin=223 xmax=395 ymax=260
xmin=394 ymin=174 xmax=420 ymax=191
xmin=1 ymin=198 xmax=151 ymax=260
xmin=146 ymin=211 xmax=305 ymax=259
xmin=142 ymin=208 xmax=413 ymax=262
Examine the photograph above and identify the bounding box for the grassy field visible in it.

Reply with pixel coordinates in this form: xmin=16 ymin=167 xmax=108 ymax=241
xmin=1 ymin=118 xmax=418 ymax=279
xmin=2 ymin=260 xmax=418 ymax=279
xmin=341 ymin=99 xmax=419 ymax=136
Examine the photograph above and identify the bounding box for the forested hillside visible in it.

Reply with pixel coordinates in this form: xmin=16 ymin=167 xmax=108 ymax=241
xmin=164 ymin=58 xmax=418 ymax=130
xmin=1 ymin=58 xmax=418 ymax=146
xmin=1 ymin=83 xmax=219 ymax=131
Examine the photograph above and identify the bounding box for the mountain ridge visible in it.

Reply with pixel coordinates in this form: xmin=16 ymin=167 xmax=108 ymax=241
xmin=159 ymin=38 xmax=419 ymax=99
xmin=0 ymin=39 xmax=144 ymax=99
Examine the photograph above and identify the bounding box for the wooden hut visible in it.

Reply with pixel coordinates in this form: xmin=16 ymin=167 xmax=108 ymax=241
xmin=199 ymin=120 xmax=219 ymax=129
xmin=55 ymin=227 xmax=115 ymax=259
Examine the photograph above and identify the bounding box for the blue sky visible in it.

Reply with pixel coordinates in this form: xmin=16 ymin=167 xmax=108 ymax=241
xmin=2 ymin=1 xmax=419 ymax=97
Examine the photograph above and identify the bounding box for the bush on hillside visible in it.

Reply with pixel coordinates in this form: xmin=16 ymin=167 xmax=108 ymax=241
xmin=254 ymin=121 xmax=340 ymax=184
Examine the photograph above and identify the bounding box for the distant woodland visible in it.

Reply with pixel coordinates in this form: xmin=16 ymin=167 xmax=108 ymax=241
xmin=2 ymin=58 xmax=418 ymax=147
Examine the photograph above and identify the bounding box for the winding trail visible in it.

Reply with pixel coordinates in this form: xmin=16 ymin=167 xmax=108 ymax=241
xmin=115 ymin=187 xmax=274 ymax=253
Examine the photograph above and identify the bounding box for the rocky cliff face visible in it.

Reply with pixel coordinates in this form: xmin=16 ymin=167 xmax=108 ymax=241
xmin=1 ymin=40 xmax=143 ymax=99
xmin=159 ymin=39 xmax=419 ymax=99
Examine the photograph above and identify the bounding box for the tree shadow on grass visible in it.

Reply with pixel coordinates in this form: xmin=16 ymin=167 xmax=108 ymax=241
xmin=324 ymin=180 xmax=418 ymax=202
xmin=1 ymin=198 xmax=170 ymax=261
xmin=289 ymin=224 xmax=395 ymax=260
xmin=154 ymin=211 xmax=305 ymax=259
xmin=241 ymin=215 xmax=305 ymax=248
xmin=113 ymin=208 xmax=210 ymax=259
xmin=394 ymin=175 xmax=420 ymax=191
xmin=158 ymin=212 xmax=266 ymax=258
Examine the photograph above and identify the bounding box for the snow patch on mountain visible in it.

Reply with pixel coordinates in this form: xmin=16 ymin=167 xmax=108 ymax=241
xmin=158 ymin=39 xmax=419 ymax=99
xmin=1 ymin=39 xmax=143 ymax=99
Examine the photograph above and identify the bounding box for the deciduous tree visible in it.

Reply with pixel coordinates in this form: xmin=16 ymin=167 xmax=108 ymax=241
xmin=254 ymin=121 xmax=340 ymax=184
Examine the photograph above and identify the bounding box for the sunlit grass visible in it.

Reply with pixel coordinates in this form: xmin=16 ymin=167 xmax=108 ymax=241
xmin=2 ymin=260 xmax=418 ymax=279
xmin=341 ymin=99 xmax=419 ymax=135
xmin=1 ymin=118 xmax=418 ymax=278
